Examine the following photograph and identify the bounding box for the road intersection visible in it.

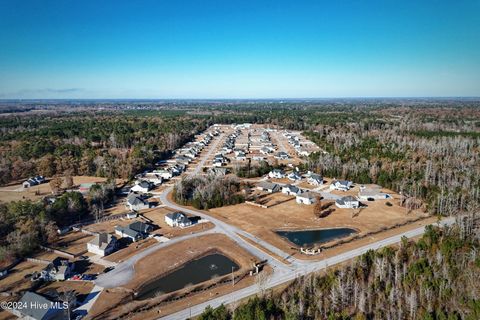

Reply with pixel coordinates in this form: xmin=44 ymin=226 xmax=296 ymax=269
xmin=93 ymin=131 xmax=453 ymax=319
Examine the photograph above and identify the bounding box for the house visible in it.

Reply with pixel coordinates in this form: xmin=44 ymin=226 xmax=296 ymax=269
xmin=42 ymin=257 xmax=74 ymax=281
xmin=11 ymin=291 xmax=65 ymax=320
xmin=252 ymin=156 xmax=265 ymax=161
xmin=274 ymin=151 xmax=289 ymax=160
xmin=115 ymin=221 xmax=153 ymax=242
xmin=256 ymin=181 xmax=281 ymax=193
xmin=287 ymin=172 xmax=302 ymax=181
xmin=125 ymin=193 xmax=150 ymax=211
xmin=165 ymin=212 xmax=192 ymax=228
xmin=208 ymin=167 xmax=228 ymax=176
xmin=298 ymin=149 xmax=311 ymax=157
xmin=268 ymin=169 xmax=285 ymax=179
xmin=236 ymin=151 xmax=247 ymax=161
xmin=130 ymin=180 xmax=153 ymax=193
xmin=307 ymin=174 xmax=323 ymax=186
xmin=335 ymin=196 xmax=360 ymax=208
xmin=142 ymin=174 xmax=163 ymax=186
xmin=170 ymin=164 xmax=186 ymax=175
xmin=87 ymin=233 xmax=117 ymax=256
xmin=260 ymin=147 xmax=272 ymax=155
xmin=22 ymin=176 xmax=46 ymax=188
xmin=153 ymin=169 xmax=173 ymax=180
xmin=281 ymin=184 xmax=302 ymax=196
xmin=296 ymin=192 xmax=317 ymax=205
xmin=358 ymin=185 xmax=391 ymax=201
xmin=175 ymin=155 xmax=191 ymax=165
xmin=330 ymin=180 xmax=353 ymax=192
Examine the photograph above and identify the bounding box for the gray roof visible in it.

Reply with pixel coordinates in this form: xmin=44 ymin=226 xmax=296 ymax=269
xmin=17 ymin=291 xmax=63 ymax=320
xmin=283 ymin=184 xmax=300 ymax=193
xmin=297 ymin=191 xmax=316 ymax=199
xmin=137 ymin=180 xmax=152 ymax=189
xmin=129 ymin=221 xmax=153 ymax=233
xmin=334 ymin=180 xmax=351 ymax=186
xmin=115 ymin=226 xmax=142 ymax=239
xmin=257 ymin=181 xmax=280 ymax=191
xmin=166 ymin=212 xmax=187 ymax=220
xmin=336 ymin=196 xmax=358 ymax=205
xmin=127 ymin=193 xmax=148 ymax=206
xmin=89 ymin=233 xmax=116 ymax=250
xmin=310 ymin=173 xmax=323 ymax=180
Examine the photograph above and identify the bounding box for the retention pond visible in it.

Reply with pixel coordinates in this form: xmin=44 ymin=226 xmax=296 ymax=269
xmin=276 ymin=228 xmax=357 ymax=247
xmin=136 ymin=253 xmax=239 ymax=300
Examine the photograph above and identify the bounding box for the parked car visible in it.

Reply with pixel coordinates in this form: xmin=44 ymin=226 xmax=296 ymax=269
xmin=103 ymin=266 xmax=115 ymax=273
xmin=82 ymin=274 xmax=95 ymax=280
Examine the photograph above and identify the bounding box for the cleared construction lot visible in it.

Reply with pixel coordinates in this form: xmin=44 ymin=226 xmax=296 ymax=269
xmin=208 ymin=183 xmax=429 ymax=258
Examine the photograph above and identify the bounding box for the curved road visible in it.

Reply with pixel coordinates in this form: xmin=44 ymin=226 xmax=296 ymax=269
xmin=92 ymin=131 xmax=455 ymax=319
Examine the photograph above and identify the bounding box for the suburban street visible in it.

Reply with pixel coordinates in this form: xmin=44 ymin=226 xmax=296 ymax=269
xmin=93 ymin=131 xmax=455 ymax=320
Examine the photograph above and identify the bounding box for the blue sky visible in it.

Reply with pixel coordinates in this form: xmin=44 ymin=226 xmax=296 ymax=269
xmin=0 ymin=0 xmax=479 ymax=99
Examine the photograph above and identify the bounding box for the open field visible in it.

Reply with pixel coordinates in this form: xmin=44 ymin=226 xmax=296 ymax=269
xmin=208 ymin=183 xmax=429 ymax=258
xmin=88 ymin=233 xmax=262 ymax=319
xmin=0 ymin=176 xmax=125 ymax=203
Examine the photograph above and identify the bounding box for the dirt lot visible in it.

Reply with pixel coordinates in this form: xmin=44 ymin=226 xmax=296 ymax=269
xmin=88 ymin=233 xmax=263 ymax=320
xmin=104 ymin=238 xmax=158 ymax=263
xmin=208 ymin=185 xmax=429 ymax=259
xmin=0 ymin=260 xmax=44 ymax=294
xmin=51 ymin=231 xmax=94 ymax=256
xmin=0 ymin=176 xmax=125 ymax=203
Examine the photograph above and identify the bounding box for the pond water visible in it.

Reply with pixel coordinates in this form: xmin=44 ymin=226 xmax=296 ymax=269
xmin=136 ymin=253 xmax=239 ymax=300
xmin=276 ymin=228 xmax=357 ymax=247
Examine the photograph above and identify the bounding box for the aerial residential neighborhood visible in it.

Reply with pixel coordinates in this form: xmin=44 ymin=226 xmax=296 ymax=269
xmin=1 ymin=1 xmax=479 ymax=319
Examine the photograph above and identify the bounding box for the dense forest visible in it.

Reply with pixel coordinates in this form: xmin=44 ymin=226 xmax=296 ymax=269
xmin=0 ymin=180 xmax=117 ymax=264
xmin=0 ymin=111 xmax=208 ymax=184
xmin=200 ymin=211 xmax=480 ymax=320
xmin=1 ymin=101 xmax=479 ymax=317
xmin=173 ymin=174 xmax=245 ymax=209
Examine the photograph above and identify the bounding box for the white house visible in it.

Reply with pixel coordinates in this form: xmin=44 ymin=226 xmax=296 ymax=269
xmin=275 ymin=151 xmax=289 ymax=160
xmin=358 ymin=185 xmax=391 ymax=200
xmin=330 ymin=180 xmax=353 ymax=192
xmin=296 ymin=192 xmax=317 ymax=205
xmin=268 ymin=169 xmax=285 ymax=179
xmin=307 ymin=174 xmax=323 ymax=186
xmin=153 ymin=169 xmax=173 ymax=180
xmin=236 ymin=151 xmax=247 ymax=161
xmin=165 ymin=212 xmax=192 ymax=228
xmin=142 ymin=174 xmax=163 ymax=186
xmin=87 ymin=233 xmax=117 ymax=256
xmin=282 ymin=184 xmax=302 ymax=196
xmin=125 ymin=193 xmax=150 ymax=211
xmin=260 ymin=147 xmax=272 ymax=155
xmin=335 ymin=196 xmax=360 ymax=208
xmin=130 ymin=180 xmax=153 ymax=193
xmin=256 ymin=181 xmax=281 ymax=193
xmin=287 ymin=172 xmax=302 ymax=181
xmin=22 ymin=176 xmax=46 ymax=188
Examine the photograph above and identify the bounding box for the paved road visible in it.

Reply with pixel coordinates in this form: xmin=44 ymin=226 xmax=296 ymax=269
xmin=95 ymin=227 xmax=219 ymax=288
xmin=160 ymin=217 xmax=455 ymax=320
xmin=90 ymin=130 xmax=455 ymax=319
xmin=190 ymin=132 xmax=225 ymax=176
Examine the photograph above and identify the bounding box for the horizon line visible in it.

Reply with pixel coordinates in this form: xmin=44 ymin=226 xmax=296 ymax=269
xmin=1 ymin=96 xmax=480 ymax=102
